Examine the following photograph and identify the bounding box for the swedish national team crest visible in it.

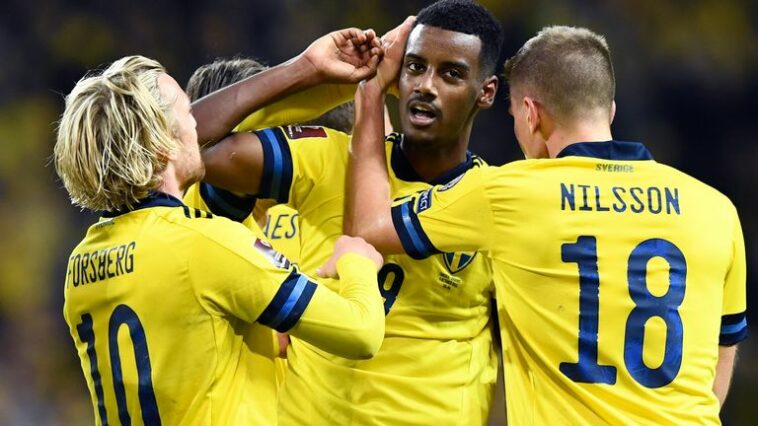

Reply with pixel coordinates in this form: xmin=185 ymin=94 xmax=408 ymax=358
xmin=442 ymin=252 xmax=477 ymax=274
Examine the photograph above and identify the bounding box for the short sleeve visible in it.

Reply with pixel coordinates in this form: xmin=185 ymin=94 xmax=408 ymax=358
xmin=391 ymin=166 xmax=497 ymax=259
xmin=254 ymin=126 xmax=348 ymax=209
xmin=183 ymin=182 xmax=256 ymax=223
xmin=719 ymin=206 xmax=748 ymax=346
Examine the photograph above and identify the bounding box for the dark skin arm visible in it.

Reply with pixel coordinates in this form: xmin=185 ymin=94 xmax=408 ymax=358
xmin=193 ymin=27 xmax=382 ymax=148
xmin=342 ymin=17 xmax=416 ymax=255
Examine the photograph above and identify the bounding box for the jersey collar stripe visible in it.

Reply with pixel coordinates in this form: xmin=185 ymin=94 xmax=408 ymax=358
xmin=102 ymin=192 xmax=185 ymax=217
xmin=556 ymin=140 xmax=653 ymax=161
xmin=390 ymin=134 xmax=476 ymax=185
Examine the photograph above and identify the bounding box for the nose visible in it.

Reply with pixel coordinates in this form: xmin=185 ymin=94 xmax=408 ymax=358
xmin=414 ymin=70 xmax=437 ymax=98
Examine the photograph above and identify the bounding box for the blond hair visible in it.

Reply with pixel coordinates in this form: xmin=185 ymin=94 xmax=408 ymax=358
xmin=504 ymin=26 xmax=615 ymax=122
xmin=54 ymin=55 xmax=180 ymax=212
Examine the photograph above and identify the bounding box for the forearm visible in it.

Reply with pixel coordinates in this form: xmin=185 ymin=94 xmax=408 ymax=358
xmin=288 ymin=254 xmax=384 ymax=359
xmin=235 ymin=83 xmax=356 ymax=132
xmin=344 ymin=82 xmax=401 ymax=253
xmin=714 ymin=345 xmax=738 ymax=407
xmin=193 ymin=55 xmax=322 ymax=146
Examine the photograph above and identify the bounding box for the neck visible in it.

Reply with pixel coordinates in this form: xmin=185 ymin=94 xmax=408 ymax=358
xmin=400 ymin=122 xmax=473 ymax=182
xmin=156 ymin=163 xmax=185 ymax=200
xmin=401 ymin=141 xmax=468 ymax=181
xmin=545 ymin=121 xmax=613 ymax=158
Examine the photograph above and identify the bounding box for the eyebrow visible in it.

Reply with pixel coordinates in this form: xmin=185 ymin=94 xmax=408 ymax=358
xmin=405 ymin=53 xmax=470 ymax=73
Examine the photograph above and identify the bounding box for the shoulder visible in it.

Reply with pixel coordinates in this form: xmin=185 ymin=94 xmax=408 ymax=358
xmin=265 ymin=125 xmax=350 ymax=145
xmin=654 ymin=162 xmax=737 ymax=210
xmin=157 ymin=206 xmax=259 ymax=255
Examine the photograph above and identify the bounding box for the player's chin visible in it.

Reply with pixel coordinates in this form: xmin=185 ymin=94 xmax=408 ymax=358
xmin=181 ymin=163 xmax=206 ymax=191
xmin=401 ymin=123 xmax=440 ymax=146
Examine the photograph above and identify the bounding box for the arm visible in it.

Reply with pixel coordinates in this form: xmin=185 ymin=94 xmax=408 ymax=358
xmin=193 ymin=27 xmax=381 ymax=146
xmin=344 ymin=81 xmax=403 ymax=254
xmin=344 ymin=17 xmax=415 ymax=254
xmin=201 ymin=132 xmax=265 ymax=195
xmin=200 ymin=228 xmax=385 ymax=360
xmin=234 ymin=83 xmax=357 ymax=132
xmin=713 ymin=344 xmax=737 ymax=407
xmin=287 ymin=252 xmax=385 ymax=359
xmin=259 ymin=235 xmax=385 ymax=359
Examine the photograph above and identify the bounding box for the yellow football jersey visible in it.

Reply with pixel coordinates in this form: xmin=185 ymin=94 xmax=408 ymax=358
xmin=253 ymin=126 xmax=497 ymax=425
xmin=183 ymin=183 xmax=288 ymax=423
xmin=63 ymin=192 xmax=384 ymax=425
xmin=392 ymin=141 xmax=747 ymax=425
xmin=260 ymin=203 xmax=301 ymax=264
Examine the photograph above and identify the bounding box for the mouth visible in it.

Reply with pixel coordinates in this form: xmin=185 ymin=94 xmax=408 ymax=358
xmin=407 ymin=101 xmax=438 ymax=128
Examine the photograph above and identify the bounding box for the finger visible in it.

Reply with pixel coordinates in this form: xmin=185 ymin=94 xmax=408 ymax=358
xmin=352 ymin=28 xmax=368 ymax=44
xmin=317 ymin=260 xmax=338 ymax=278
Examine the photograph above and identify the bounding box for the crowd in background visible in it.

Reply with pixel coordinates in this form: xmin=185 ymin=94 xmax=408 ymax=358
xmin=0 ymin=0 xmax=755 ymax=423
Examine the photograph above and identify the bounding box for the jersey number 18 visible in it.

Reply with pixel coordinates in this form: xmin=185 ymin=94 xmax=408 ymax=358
xmin=560 ymin=236 xmax=686 ymax=388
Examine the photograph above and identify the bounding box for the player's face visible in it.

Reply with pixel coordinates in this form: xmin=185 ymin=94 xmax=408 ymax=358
xmin=158 ymin=73 xmax=204 ymax=189
xmin=398 ymin=25 xmax=486 ymax=148
xmin=508 ymin=87 xmax=549 ymax=159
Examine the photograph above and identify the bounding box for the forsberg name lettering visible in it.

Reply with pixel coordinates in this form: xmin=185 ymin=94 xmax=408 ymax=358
xmin=67 ymin=242 xmax=136 ymax=287
xmin=560 ymin=183 xmax=680 ymax=215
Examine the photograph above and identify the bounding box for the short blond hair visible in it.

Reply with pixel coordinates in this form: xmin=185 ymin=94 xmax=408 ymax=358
xmin=54 ymin=55 xmax=180 ymax=212
xmin=504 ymin=26 xmax=615 ymax=122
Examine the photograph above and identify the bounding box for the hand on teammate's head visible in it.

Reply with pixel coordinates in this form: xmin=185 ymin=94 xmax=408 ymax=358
xmin=303 ymin=27 xmax=385 ymax=84
xmin=317 ymin=235 xmax=383 ymax=278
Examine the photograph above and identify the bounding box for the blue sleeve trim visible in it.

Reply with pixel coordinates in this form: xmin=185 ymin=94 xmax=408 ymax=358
xmin=256 ymin=128 xmax=294 ymax=204
xmin=257 ymin=270 xmax=317 ymax=332
xmin=720 ymin=312 xmax=748 ymax=346
xmin=390 ymin=200 xmax=439 ymax=260
xmin=198 ymin=183 xmax=255 ymax=222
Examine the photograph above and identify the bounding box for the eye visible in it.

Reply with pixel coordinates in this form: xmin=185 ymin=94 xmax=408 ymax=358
xmin=444 ymin=68 xmax=463 ymax=80
xmin=406 ymin=62 xmax=425 ymax=73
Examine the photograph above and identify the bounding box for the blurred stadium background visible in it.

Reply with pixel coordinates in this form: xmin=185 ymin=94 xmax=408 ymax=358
xmin=0 ymin=0 xmax=755 ymax=424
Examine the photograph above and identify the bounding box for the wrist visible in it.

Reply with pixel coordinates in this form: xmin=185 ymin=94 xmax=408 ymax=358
xmin=358 ymin=79 xmax=386 ymax=99
xmin=336 ymin=252 xmax=380 ymax=276
xmin=285 ymin=54 xmax=325 ymax=88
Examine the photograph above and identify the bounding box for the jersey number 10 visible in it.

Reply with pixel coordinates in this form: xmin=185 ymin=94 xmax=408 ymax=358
xmin=560 ymin=236 xmax=686 ymax=388
xmin=76 ymin=304 xmax=161 ymax=425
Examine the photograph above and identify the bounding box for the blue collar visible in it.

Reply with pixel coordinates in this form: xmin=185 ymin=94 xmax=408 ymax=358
xmin=556 ymin=140 xmax=653 ymax=161
xmin=102 ymin=192 xmax=185 ymax=218
xmin=390 ymin=133 xmax=476 ymax=185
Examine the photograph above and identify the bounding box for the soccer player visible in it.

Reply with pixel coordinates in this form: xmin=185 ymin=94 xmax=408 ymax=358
xmin=193 ymin=1 xmax=504 ymax=424
xmin=346 ymin=25 xmax=747 ymax=424
xmin=182 ymin=56 xmax=362 ymax=424
xmin=55 ymin=27 xmax=389 ymax=425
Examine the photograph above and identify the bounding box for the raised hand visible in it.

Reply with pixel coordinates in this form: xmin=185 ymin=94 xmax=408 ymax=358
xmin=374 ymin=16 xmax=416 ymax=93
xmin=302 ymin=27 xmax=384 ymax=84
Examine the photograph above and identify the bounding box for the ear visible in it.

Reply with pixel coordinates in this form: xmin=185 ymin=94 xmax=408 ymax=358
xmin=476 ymin=75 xmax=499 ymax=109
xmin=524 ymin=96 xmax=541 ymax=134
xmin=610 ymin=100 xmax=617 ymax=124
